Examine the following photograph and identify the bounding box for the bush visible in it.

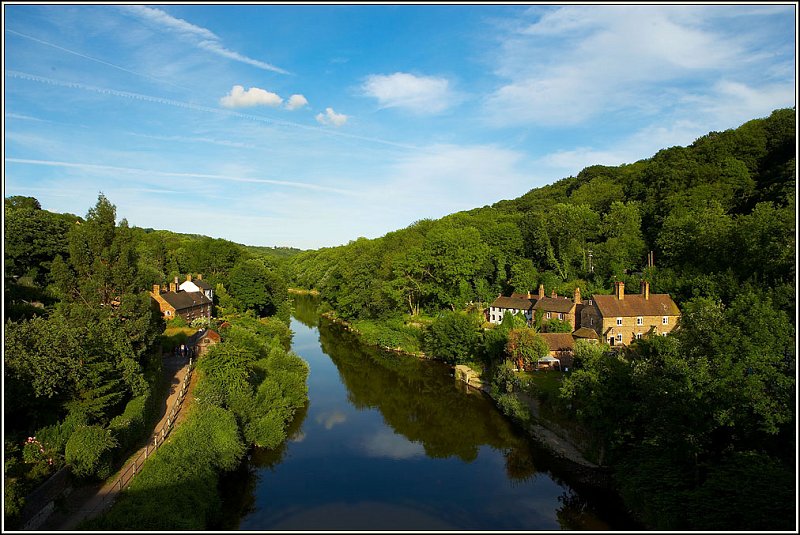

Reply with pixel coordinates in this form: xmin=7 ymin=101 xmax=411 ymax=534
xmin=494 ymin=392 xmax=532 ymax=425
xmin=108 ymin=393 xmax=149 ymax=452
xmin=424 ymin=311 xmax=479 ymax=364
xmin=65 ymin=425 xmax=118 ymax=480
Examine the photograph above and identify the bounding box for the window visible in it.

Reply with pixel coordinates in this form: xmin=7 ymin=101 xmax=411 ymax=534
xmin=546 ymin=312 xmax=551 ymax=319
xmin=588 ymin=299 xmax=592 ymax=305
xmin=617 ymin=333 xmax=623 ymax=342
xmin=662 ymin=316 xmax=669 ymax=325
xmin=590 ymin=317 xmax=594 ymax=326
xmin=558 ymin=313 xmax=563 ymax=320
xmin=491 ymin=315 xmax=495 ymax=321
xmin=637 ymin=317 xmax=643 ymax=326
xmin=635 ymin=333 xmax=642 ymax=339
xmin=661 ymin=332 xmax=668 ymax=337
xmin=616 ymin=317 xmax=623 ymax=326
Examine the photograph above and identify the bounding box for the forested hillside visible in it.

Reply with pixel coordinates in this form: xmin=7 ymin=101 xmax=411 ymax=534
xmin=290 ymin=107 xmax=794 ymax=321
xmin=3 ymin=195 xmax=302 ymax=528
xmin=287 ymin=107 xmax=796 ymax=530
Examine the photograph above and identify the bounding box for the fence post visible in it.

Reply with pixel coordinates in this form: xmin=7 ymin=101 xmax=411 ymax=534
xmin=118 ymin=479 xmax=122 ymax=492
xmin=133 ymin=461 xmax=136 ymax=476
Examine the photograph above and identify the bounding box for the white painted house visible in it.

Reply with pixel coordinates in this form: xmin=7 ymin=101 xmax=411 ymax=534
xmin=487 ymin=292 xmax=537 ymax=325
xmin=179 ymin=274 xmax=213 ymax=301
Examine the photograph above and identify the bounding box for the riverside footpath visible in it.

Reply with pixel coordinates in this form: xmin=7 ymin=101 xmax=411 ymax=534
xmin=39 ymin=353 xmax=197 ymax=531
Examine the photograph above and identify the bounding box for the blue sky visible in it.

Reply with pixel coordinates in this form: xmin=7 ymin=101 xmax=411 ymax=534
xmin=3 ymin=4 xmax=796 ymax=249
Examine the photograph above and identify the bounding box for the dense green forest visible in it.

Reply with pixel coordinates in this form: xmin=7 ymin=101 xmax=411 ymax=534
xmin=287 ymin=108 xmax=796 ymax=529
xmin=3 ymin=195 xmax=304 ymax=528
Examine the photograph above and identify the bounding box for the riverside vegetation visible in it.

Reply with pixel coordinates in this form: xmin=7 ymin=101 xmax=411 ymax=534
xmin=287 ymin=108 xmax=796 ymax=530
xmin=4 ymin=196 xmax=307 ymax=529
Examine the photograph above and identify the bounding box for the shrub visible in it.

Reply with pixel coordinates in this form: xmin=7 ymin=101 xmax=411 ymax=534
xmin=108 ymin=393 xmax=149 ymax=452
xmin=65 ymin=425 xmax=118 ymax=480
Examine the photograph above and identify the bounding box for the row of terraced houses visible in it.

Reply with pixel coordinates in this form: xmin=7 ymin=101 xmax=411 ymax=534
xmin=487 ymin=278 xmax=680 ymax=363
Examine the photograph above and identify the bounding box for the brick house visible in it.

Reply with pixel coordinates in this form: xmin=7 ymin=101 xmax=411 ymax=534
xmin=538 ymin=332 xmax=576 ymax=368
xmin=187 ymin=328 xmax=221 ymax=356
xmin=580 ymin=281 xmax=681 ymax=347
xmin=150 ymin=276 xmax=212 ymax=322
xmin=533 ymin=286 xmax=583 ymax=331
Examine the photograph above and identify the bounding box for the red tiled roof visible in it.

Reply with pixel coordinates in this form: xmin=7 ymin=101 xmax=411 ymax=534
xmin=572 ymin=327 xmax=599 ymax=339
xmin=539 ymin=333 xmax=575 ymax=351
xmin=533 ymin=296 xmax=576 ymax=313
xmin=592 ymin=293 xmax=680 ymax=318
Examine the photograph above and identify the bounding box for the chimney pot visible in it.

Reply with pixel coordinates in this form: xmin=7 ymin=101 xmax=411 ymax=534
xmin=641 ymin=280 xmax=650 ymax=300
xmin=186 ymin=274 xmax=192 ymax=282
xmin=153 ymin=284 xmax=160 ymax=295
xmin=170 ymin=282 xmax=177 ymax=293
xmin=197 ymin=274 xmax=203 ymax=280
xmin=574 ymin=287 xmax=581 ymax=304
xmin=551 ymin=289 xmax=557 ymax=299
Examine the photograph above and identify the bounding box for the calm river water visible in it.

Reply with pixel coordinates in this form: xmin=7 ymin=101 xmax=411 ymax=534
xmin=223 ymin=296 xmax=637 ymax=530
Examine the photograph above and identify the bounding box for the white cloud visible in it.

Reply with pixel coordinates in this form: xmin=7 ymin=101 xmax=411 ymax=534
xmin=122 ymin=5 xmax=289 ymax=74
xmin=220 ymin=85 xmax=283 ymax=108
xmin=485 ymin=5 xmax=794 ymax=127
xmin=285 ymin=94 xmax=309 ymax=111
xmin=315 ymin=410 xmax=347 ymax=430
xmin=361 ymin=430 xmax=424 ymax=460
xmin=362 ymin=72 xmax=454 ymax=114
xmin=315 ymin=107 xmax=348 ymax=127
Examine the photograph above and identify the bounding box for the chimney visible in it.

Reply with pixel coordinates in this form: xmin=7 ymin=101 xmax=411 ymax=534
xmin=186 ymin=274 xmax=192 ymax=282
xmin=197 ymin=274 xmax=203 ymax=280
xmin=574 ymin=287 xmax=581 ymax=305
xmin=538 ymin=284 xmax=545 ymax=299
xmin=615 ymin=281 xmax=625 ymax=300
xmin=170 ymin=282 xmax=177 ymax=293
xmin=641 ymin=280 xmax=650 ymax=300
xmin=527 ymin=290 xmax=531 ymax=299
xmin=153 ymin=284 xmax=160 ymax=295
xmin=551 ymin=289 xmax=557 ymax=299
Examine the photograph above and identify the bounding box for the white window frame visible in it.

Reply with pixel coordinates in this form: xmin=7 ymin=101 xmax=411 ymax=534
xmin=662 ymin=316 xmax=669 ymax=325
xmin=616 ymin=317 xmax=623 ymax=326
xmin=558 ymin=313 xmax=564 ymax=320
xmin=635 ymin=333 xmax=642 ymax=339
xmin=637 ymin=317 xmax=643 ymax=326
xmin=616 ymin=333 xmax=623 ymax=342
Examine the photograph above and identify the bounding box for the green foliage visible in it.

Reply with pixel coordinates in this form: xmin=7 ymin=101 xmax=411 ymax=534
xmin=83 ymin=404 xmax=245 ymax=530
xmin=505 ymin=328 xmax=549 ymax=367
xmin=64 ymin=425 xmax=118 ymax=480
xmin=352 ymin=317 xmax=424 ymax=353
xmin=492 ymin=360 xmax=518 ymax=393
xmin=424 ymin=311 xmax=480 ymax=364
xmin=543 ymin=317 xmax=572 ymax=333
xmin=227 ymin=259 xmax=288 ymax=316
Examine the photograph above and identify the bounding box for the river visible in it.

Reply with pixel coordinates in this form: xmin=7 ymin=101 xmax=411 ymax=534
xmin=221 ymin=295 xmax=638 ymax=530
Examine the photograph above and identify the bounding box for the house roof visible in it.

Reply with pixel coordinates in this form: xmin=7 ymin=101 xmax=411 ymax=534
xmin=193 ymin=279 xmax=212 ymax=290
xmin=188 ymin=328 xmax=220 ymax=345
xmin=592 ymin=293 xmax=680 ymax=318
xmin=490 ymin=295 xmax=535 ymax=310
xmin=533 ymin=296 xmax=576 ymax=313
xmin=160 ymin=290 xmax=212 ymax=311
xmin=539 ymin=333 xmax=575 ymax=351
xmin=572 ymin=327 xmax=600 ymax=339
